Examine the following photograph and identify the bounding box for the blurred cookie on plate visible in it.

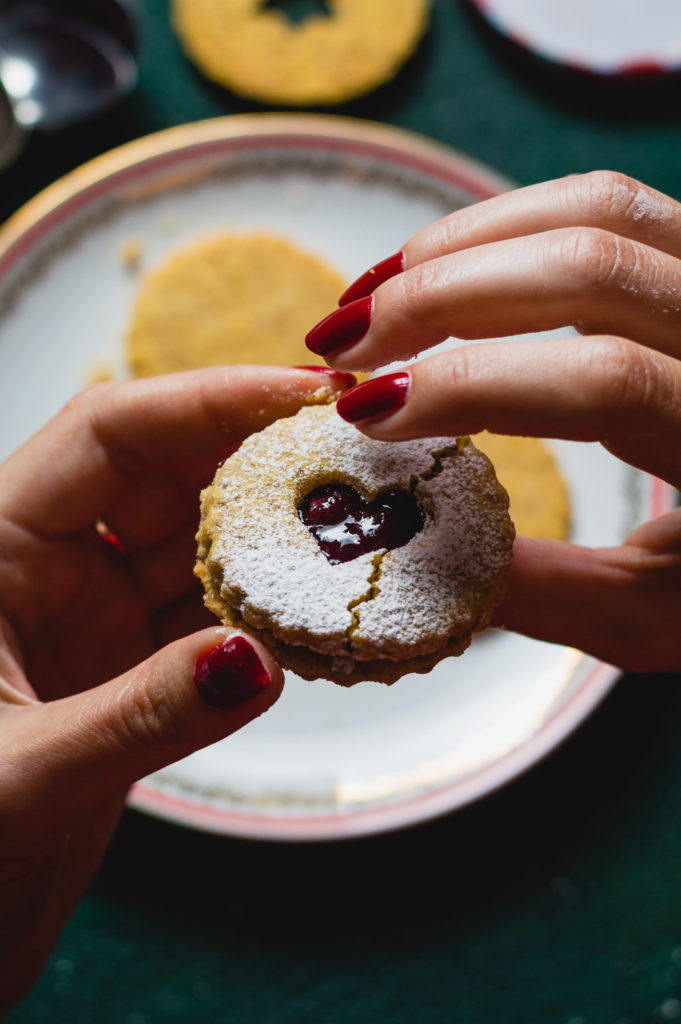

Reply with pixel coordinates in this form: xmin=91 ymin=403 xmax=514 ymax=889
xmin=126 ymin=232 xmax=346 ymax=376
xmin=472 ymin=431 xmax=570 ymax=540
xmin=172 ymin=0 xmax=433 ymax=106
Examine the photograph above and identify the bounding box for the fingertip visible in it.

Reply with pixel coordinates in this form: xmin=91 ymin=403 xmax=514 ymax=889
xmin=291 ymin=365 xmax=357 ymax=393
xmin=3 ymin=627 xmax=288 ymax=841
xmin=336 ymin=371 xmax=410 ymax=426
xmin=305 ymin=296 xmax=374 ymax=360
xmin=193 ymin=627 xmax=285 ymax=715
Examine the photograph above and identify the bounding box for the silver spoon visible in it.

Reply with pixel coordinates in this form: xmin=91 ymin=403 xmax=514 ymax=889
xmin=0 ymin=0 xmax=137 ymax=146
xmin=0 ymin=74 xmax=25 ymax=168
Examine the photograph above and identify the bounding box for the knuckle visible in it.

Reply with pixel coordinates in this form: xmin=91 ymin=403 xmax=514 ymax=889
xmin=583 ymin=335 xmax=668 ymax=424
xmin=446 ymin=344 xmax=477 ymax=395
xmin=562 ymin=226 xmax=637 ymax=295
xmin=110 ymin=682 xmax=186 ymax=754
xmin=434 ymin=208 xmax=471 ymax=254
xmin=393 ymin=260 xmax=444 ymax=327
xmin=617 ymin=345 xmax=677 ymax=419
xmin=424 ymin=211 xmax=460 ymax=254
xmin=573 ymin=169 xmax=644 ymax=223
xmin=583 ymin=334 xmax=634 ymax=388
xmin=398 ymin=259 xmax=441 ymax=306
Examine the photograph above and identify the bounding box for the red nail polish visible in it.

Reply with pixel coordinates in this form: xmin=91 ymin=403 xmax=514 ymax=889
xmin=305 ymin=296 xmax=373 ymax=358
xmin=293 ymin=365 xmax=357 ymax=388
xmin=194 ymin=635 xmax=271 ymax=710
xmin=336 ymin=371 xmax=410 ymax=423
xmin=96 ymin=520 xmax=127 ymax=555
xmin=339 ymin=251 xmax=405 ymax=306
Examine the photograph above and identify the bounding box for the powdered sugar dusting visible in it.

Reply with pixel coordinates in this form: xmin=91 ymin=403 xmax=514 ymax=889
xmin=354 ymin=445 xmax=515 ymax=659
xmin=197 ymin=404 xmax=514 ymax=668
xmin=609 ymin=180 xmax=675 ymax=229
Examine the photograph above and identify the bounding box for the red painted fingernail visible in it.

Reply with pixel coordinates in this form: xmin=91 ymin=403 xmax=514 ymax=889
xmin=305 ymin=296 xmax=373 ymax=357
xmin=194 ymin=635 xmax=271 ymax=710
xmin=336 ymin=371 xmax=410 ymax=423
xmin=96 ymin=520 xmax=127 ymax=555
xmin=339 ymin=251 xmax=405 ymax=306
xmin=293 ymin=365 xmax=357 ymax=388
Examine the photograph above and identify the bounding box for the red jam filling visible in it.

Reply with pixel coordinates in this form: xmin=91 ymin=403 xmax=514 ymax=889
xmin=298 ymin=483 xmax=425 ymax=565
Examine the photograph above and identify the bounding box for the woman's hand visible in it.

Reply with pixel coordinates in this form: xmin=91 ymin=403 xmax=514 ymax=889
xmin=0 ymin=364 xmax=353 ymax=1010
xmin=306 ymin=170 xmax=681 ymax=673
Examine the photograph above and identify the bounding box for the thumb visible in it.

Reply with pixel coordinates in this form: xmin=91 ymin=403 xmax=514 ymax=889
xmin=5 ymin=627 xmax=284 ymax=838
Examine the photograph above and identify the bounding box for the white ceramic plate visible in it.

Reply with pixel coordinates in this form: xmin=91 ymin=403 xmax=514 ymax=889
xmin=470 ymin=0 xmax=681 ymax=77
xmin=0 ymin=114 xmax=672 ymax=841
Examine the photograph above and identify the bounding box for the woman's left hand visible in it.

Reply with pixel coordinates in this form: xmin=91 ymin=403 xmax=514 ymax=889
xmin=0 ymin=365 xmax=352 ymax=1009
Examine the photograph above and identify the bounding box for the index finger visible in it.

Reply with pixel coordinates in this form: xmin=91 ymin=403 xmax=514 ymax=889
xmin=0 ymin=366 xmax=354 ymax=536
xmin=406 ymin=170 xmax=681 ymax=266
xmin=339 ymin=170 xmax=681 ymax=306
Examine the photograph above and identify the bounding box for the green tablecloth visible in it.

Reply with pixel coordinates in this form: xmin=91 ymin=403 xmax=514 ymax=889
xmin=6 ymin=1 xmax=681 ymax=1020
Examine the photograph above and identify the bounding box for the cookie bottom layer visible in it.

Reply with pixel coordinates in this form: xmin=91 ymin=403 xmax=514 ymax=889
xmin=196 ymin=557 xmax=495 ymax=685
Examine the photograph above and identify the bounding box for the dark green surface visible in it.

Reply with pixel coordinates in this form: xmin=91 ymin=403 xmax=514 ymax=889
xmin=5 ymin=0 xmax=681 ymax=215
xmin=5 ymin=1 xmax=681 ymax=1020
xmin=10 ymin=678 xmax=681 ymax=1024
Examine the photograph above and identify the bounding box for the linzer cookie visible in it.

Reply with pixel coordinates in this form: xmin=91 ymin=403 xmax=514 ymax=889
xmin=195 ymin=403 xmax=515 ymax=685
xmin=172 ymin=0 xmax=432 ymax=106
xmin=471 ymin=432 xmax=570 ymax=541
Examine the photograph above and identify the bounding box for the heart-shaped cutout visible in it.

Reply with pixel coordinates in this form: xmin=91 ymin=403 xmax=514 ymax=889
xmin=298 ymin=483 xmax=425 ymax=565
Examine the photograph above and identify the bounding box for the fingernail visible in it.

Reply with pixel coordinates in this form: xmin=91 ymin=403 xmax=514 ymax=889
xmin=305 ymin=296 xmax=373 ymax=358
xmin=194 ymin=634 xmax=271 ymax=710
xmin=336 ymin=371 xmax=410 ymax=423
xmin=339 ymin=251 xmax=405 ymax=306
xmin=293 ymin=365 xmax=357 ymax=388
xmin=96 ymin=520 xmax=127 ymax=555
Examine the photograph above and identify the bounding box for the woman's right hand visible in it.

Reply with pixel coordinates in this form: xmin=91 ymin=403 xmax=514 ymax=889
xmin=306 ymin=170 xmax=681 ymax=673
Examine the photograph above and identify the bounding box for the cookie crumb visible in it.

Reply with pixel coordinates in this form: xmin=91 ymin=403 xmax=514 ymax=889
xmin=86 ymin=359 xmax=116 ymax=385
xmin=119 ymin=238 xmax=143 ymax=271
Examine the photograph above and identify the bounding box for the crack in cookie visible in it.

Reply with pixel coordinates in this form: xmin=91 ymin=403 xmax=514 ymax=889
xmin=195 ymin=403 xmax=514 ymax=685
xmin=344 ymin=442 xmax=460 ymax=647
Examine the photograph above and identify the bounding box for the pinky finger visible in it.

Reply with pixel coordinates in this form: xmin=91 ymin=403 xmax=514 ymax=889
xmin=496 ymin=536 xmax=681 ymax=674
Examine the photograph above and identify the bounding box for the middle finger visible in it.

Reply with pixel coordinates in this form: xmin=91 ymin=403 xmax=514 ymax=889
xmin=336 ymin=334 xmax=681 ymax=489
xmin=307 ymin=228 xmax=681 ymax=370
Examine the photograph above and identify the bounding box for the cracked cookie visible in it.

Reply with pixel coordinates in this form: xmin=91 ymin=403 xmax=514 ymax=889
xmin=195 ymin=403 xmax=515 ymax=685
xmin=471 ymin=432 xmax=569 ymax=541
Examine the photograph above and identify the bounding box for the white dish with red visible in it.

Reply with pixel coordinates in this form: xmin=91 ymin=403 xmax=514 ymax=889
xmin=0 ymin=114 xmax=671 ymax=840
